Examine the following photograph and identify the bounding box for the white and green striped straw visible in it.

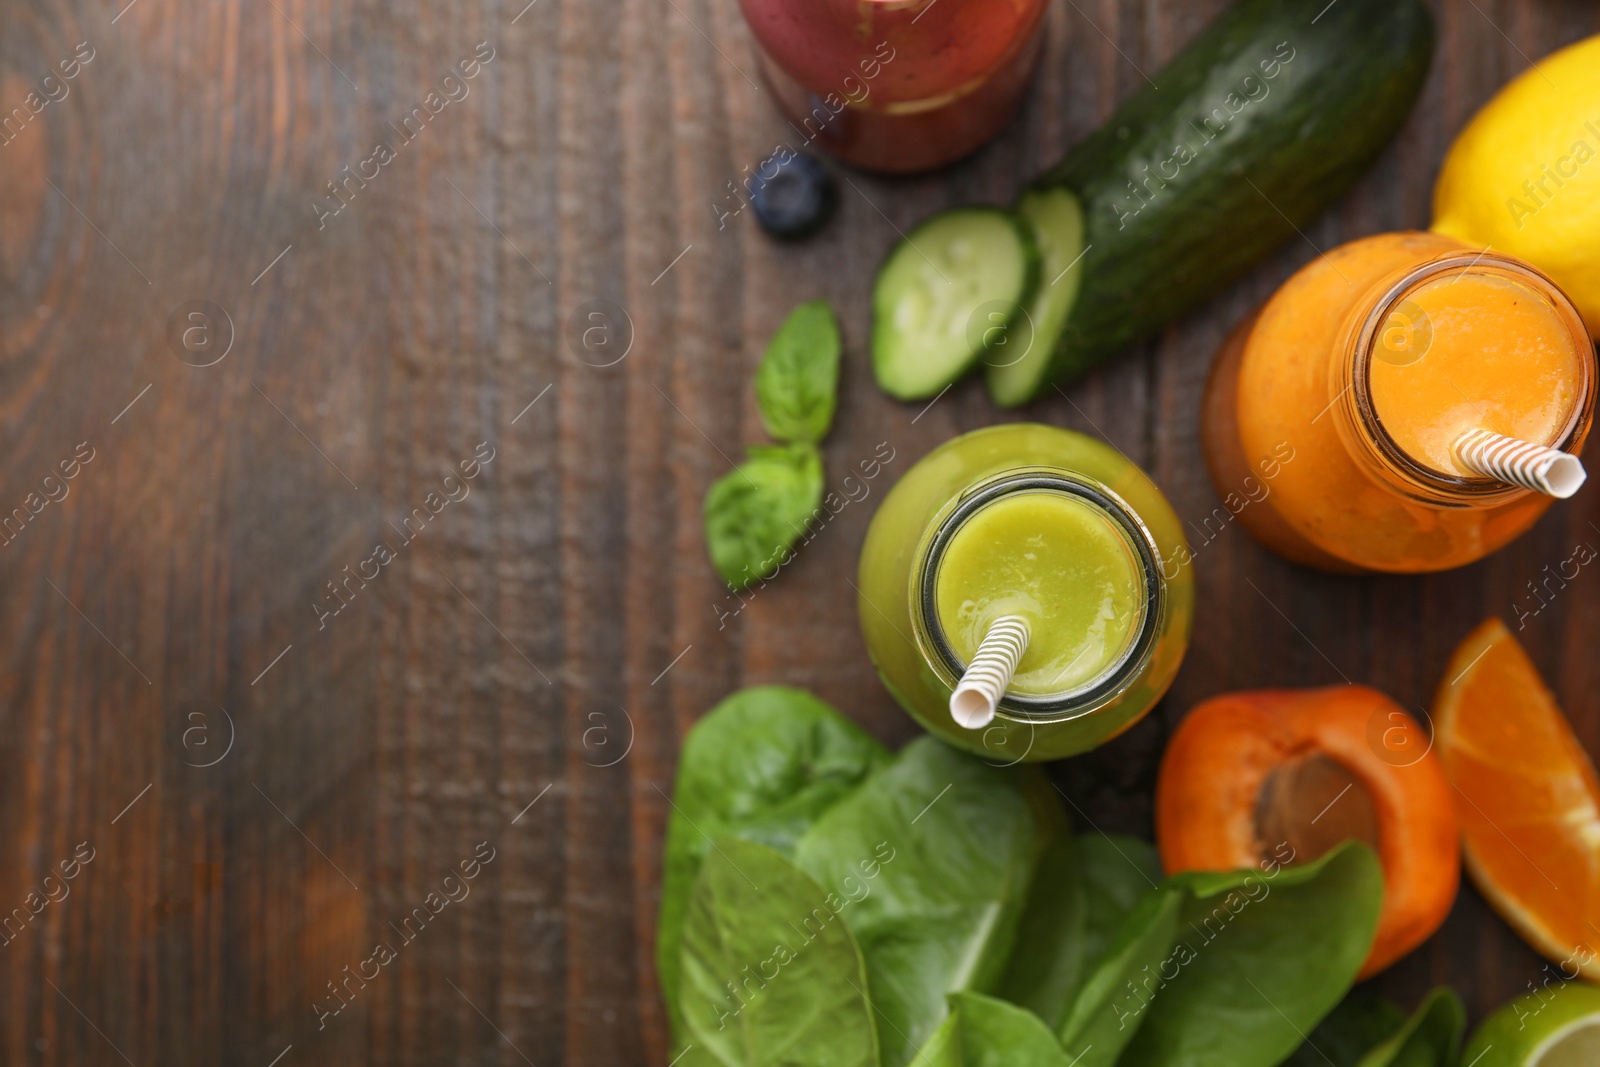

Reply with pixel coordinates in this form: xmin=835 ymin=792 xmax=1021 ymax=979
xmin=949 ymin=616 xmax=1031 ymax=730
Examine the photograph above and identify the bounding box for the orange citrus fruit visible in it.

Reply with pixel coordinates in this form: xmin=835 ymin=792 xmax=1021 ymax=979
xmin=1434 ymin=617 xmax=1600 ymax=980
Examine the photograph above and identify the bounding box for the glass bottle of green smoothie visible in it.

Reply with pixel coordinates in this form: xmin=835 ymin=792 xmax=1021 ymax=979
xmin=858 ymin=424 xmax=1193 ymax=762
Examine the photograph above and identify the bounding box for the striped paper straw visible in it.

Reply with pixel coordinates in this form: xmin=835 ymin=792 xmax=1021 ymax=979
xmin=1453 ymin=429 xmax=1587 ymax=499
xmin=949 ymin=616 xmax=1031 ymax=730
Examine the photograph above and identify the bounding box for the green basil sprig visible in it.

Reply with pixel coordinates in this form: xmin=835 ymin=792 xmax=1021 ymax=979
xmin=755 ymin=299 xmax=841 ymax=444
xmin=704 ymin=443 xmax=823 ymax=589
xmin=703 ymin=301 xmax=841 ymax=591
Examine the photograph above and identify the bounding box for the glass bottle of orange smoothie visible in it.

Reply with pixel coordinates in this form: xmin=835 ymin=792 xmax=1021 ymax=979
xmin=858 ymin=424 xmax=1193 ymax=762
xmin=1203 ymin=231 xmax=1595 ymax=573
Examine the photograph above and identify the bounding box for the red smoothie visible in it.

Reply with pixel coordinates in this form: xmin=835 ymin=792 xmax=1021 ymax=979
xmin=738 ymin=0 xmax=1047 ymax=173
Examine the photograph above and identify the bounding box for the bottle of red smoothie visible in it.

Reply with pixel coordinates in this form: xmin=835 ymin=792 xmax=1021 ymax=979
xmin=738 ymin=0 xmax=1048 ymax=173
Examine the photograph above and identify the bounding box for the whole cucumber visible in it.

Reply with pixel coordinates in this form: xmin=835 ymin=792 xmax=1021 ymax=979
xmin=989 ymin=0 xmax=1435 ymax=404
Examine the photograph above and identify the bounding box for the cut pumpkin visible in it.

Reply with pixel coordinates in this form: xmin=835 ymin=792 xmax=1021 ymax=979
xmin=1434 ymin=617 xmax=1600 ymax=981
xmin=1156 ymin=686 xmax=1459 ymax=978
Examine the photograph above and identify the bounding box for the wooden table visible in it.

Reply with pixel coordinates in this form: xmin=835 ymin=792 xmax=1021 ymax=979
xmin=2 ymin=0 xmax=1597 ymax=1062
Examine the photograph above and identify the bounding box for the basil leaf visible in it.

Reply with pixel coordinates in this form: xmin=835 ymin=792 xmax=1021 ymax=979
xmin=755 ymin=300 xmax=841 ymax=444
xmin=1283 ymin=988 xmax=1407 ymax=1067
xmin=1118 ymin=841 xmax=1385 ymax=1067
xmin=1353 ymin=988 xmax=1465 ymax=1067
xmin=704 ymin=443 xmax=823 ymax=591
xmin=794 ymin=738 xmax=1049 ymax=1067
xmin=1055 ymin=886 xmax=1184 ymax=1067
xmin=658 ymin=687 xmax=890 ymax=1041
xmin=678 ymin=836 xmax=879 ymax=1067
xmin=945 ymin=992 xmax=1078 ymax=1067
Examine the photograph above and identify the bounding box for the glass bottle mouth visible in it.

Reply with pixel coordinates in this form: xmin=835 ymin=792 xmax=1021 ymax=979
xmin=911 ymin=470 xmax=1166 ymax=722
xmin=1341 ymin=251 xmax=1596 ymax=505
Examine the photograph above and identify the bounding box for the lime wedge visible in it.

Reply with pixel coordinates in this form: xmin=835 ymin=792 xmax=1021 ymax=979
xmin=1464 ymin=980 xmax=1600 ymax=1066
xmin=1533 ymin=1015 xmax=1600 ymax=1067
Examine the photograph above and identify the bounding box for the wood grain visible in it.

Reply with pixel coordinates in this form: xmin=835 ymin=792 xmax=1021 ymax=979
xmin=0 ymin=0 xmax=1597 ymax=1062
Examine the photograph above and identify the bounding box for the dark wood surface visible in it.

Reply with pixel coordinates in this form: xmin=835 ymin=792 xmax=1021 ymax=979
xmin=2 ymin=0 xmax=1597 ymax=1062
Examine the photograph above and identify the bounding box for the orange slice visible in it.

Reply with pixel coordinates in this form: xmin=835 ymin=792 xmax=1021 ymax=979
xmin=1434 ymin=617 xmax=1600 ymax=979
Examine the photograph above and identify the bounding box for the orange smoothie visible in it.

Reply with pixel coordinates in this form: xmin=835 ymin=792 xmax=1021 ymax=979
xmin=1203 ymin=232 xmax=1595 ymax=573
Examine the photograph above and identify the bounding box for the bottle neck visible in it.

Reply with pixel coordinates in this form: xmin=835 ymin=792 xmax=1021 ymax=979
xmin=1332 ymin=251 xmax=1595 ymax=507
xmin=910 ymin=470 xmax=1165 ymax=722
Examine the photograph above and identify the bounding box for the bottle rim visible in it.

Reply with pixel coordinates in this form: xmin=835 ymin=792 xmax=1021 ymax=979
xmin=1338 ymin=250 xmax=1597 ymax=506
xmin=910 ymin=469 xmax=1166 ymax=723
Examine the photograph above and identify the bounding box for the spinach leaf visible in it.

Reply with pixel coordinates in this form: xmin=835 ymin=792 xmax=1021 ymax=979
xmin=1055 ymin=886 xmax=1184 ymax=1067
xmin=995 ymin=828 xmax=1164 ymax=1033
xmin=755 ymin=300 xmax=841 ymax=444
xmin=913 ymin=1011 xmax=963 ymax=1067
xmin=659 ymin=687 xmax=890 ymax=1039
xmin=1077 ymin=833 xmax=1163 ymax=972
xmin=678 ymin=836 xmax=878 ymax=1067
xmin=947 ymin=992 xmax=1077 ymax=1067
xmin=994 ymin=829 xmax=1085 ymax=1030
xmin=1283 ymin=988 xmax=1407 ymax=1067
xmin=1118 ymin=841 xmax=1385 ymax=1067
xmin=793 ymin=737 xmax=1049 ymax=1067
xmin=704 ymin=443 xmax=823 ymax=591
xmin=1354 ymin=988 xmax=1464 ymax=1067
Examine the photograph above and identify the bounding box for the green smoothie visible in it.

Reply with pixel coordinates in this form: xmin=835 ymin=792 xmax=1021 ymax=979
xmin=857 ymin=423 xmax=1193 ymax=762
xmin=934 ymin=490 xmax=1146 ymax=697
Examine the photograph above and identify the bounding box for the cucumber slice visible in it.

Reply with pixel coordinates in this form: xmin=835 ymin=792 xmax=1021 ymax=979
xmin=987 ymin=188 xmax=1086 ymax=408
xmin=871 ymin=208 xmax=1039 ymax=401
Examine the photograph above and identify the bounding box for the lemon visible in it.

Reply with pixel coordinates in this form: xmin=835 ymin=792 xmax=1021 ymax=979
xmin=1463 ymin=981 xmax=1600 ymax=1066
xmin=1432 ymin=34 xmax=1600 ymax=336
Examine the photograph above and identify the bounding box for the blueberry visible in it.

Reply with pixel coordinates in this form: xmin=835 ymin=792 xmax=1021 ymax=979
xmin=751 ymin=151 xmax=838 ymax=241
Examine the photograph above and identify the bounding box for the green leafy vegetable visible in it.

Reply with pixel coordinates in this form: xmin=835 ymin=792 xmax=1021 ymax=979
xmin=678 ymin=836 xmax=878 ymax=1067
xmin=1076 ymin=833 xmax=1163 ymax=971
xmin=994 ymin=829 xmax=1164 ymax=1034
xmin=1282 ymin=988 xmax=1407 ymax=1067
xmin=1354 ymin=988 xmax=1465 ymax=1067
xmin=913 ymin=1011 xmax=963 ymax=1067
xmin=1118 ymin=841 xmax=1385 ymax=1067
xmin=994 ymin=830 xmax=1085 ymax=1030
xmin=756 ymin=300 xmax=841 ymax=444
xmin=1056 ymin=887 xmax=1184 ymax=1067
xmin=793 ymin=738 xmax=1049 ymax=1067
xmin=704 ymin=443 xmax=823 ymax=590
xmin=938 ymin=992 xmax=1078 ymax=1067
xmin=658 ymin=687 xmax=890 ymax=1039
xmin=702 ymin=299 xmax=841 ymax=591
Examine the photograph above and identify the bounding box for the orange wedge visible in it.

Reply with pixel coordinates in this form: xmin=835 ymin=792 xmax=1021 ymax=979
xmin=1434 ymin=617 xmax=1600 ymax=980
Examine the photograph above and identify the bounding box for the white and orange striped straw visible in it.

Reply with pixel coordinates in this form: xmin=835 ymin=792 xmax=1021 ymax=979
xmin=1453 ymin=429 xmax=1587 ymax=499
xmin=949 ymin=616 xmax=1030 ymax=730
